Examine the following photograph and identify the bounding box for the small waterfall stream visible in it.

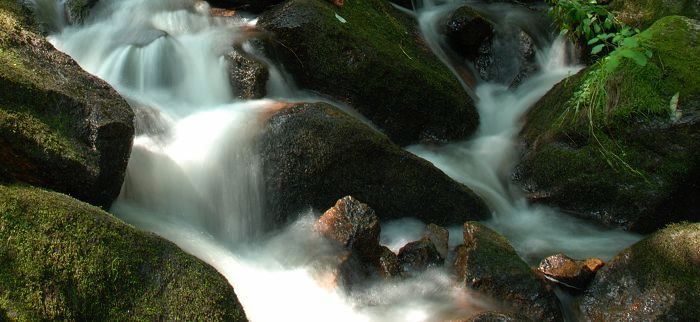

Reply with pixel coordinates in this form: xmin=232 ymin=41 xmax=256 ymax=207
xmin=32 ymin=0 xmax=640 ymax=320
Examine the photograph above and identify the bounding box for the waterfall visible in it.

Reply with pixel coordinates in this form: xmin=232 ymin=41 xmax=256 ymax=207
xmin=31 ymin=0 xmax=640 ymax=320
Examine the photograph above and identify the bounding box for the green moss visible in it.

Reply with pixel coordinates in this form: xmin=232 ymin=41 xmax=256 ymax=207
xmin=261 ymin=0 xmax=476 ymax=144
xmin=0 ymin=185 xmax=246 ymax=321
xmin=519 ymin=16 xmax=699 ymax=231
xmin=609 ymin=0 xmax=700 ymax=29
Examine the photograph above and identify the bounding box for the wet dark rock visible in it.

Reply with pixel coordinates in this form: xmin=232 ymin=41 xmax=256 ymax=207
xmin=206 ymin=0 xmax=284 ymax=13
xmin=444 ymin=5 xmax=540 ymax=87
xmin=225 ymin=48 xmax=269 ymax=99
xmin=398 ymin=237 xmax=444 ymax=274
xmin=465 ymin=311 xmax=528 ymax=322
xmin=579 ymin=222 xmax=700 ymax=321
xmin=63 ymin=0 xmax=98 ymax=25
xmin=376 ymin=246 xmax=402 ymax=278
xmin=537 ymin=253 xmax=604 ymax=290
xmin=445 ymin=6 xmax=494 ymax=61
xmin=0 ymin=185 xmax=247 ymax=321
xmin=426 ymin=223 xmax=449 ymax=259
xmin=453 ymin=222 xmax=562 ymax=322
xmin=259 ymin=102 xmax=489 ymax=228
xmin=0 ymin=1 xmax=134 ymax=209
xmin=315 ymin=196 xmax=382 ymax=261
xmin=258 ymin=0 xmax=479 ymax=145
xmin=514 ymin=16 xmax=700 ymax=233
xmin=388 ymin=0 xmax=414 ymax=10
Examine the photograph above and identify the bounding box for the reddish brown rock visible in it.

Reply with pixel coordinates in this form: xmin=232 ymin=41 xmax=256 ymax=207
xmin=538 ymin=253 xmax=604 ymax=290
xmin=376 ymin=246 xmax=402 ymax=279
xmin=328 ymin=0 xmax=344 ymax=7
xmin=426 ymin=223 xmax=450 ymax=258
xmin=398 ymin=237 xmax=444 ymax=274
xmin=315 ymin=196 xmax=381 ymax=261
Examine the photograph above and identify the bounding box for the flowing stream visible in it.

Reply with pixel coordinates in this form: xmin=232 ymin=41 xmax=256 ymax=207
xmin=33 ymin=0 xmax=640 ymax=320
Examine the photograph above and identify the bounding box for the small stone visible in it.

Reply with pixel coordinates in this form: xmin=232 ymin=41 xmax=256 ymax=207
xmin=315 ymin=196 xmax=381 ymax=261
xmin=398 ymin=237 xmax=444 ymax=274
xmin=426 ymin=223 xmax=449 ymax=259
xmin=538 ymin=253 xmax=604 ymax=290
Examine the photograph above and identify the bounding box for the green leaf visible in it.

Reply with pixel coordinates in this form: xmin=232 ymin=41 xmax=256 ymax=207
xmin=588 ymin=37 xmax=601 ymax=45
xmin=591 ymin=44 xmax=605 ymax=54
xmin=622 ymin=37 xmax=638 ymax=48
xmin=594 ymin=24 xmax=601 ymax=33
xmin=645 ymin=49 xmax=653 ymax=58
xmin=619 ymin=49 xmax=648 ymax=66
xmin=605 ymin=56 xmax=620 ymax=72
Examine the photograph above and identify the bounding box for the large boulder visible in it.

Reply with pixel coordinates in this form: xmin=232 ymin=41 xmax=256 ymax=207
xmin=453 ymin=222 xmax=562 ymax=322
xmin=514 ymin=16 xmax=700 ymax=233
xmin=259 ymin=102 xmax=489 ymax=227
xmin=0 ymin=1 xmax=134 ymax=209
xmin=610 ymin=0 xmax=700 ymax=29
xmin=0 ymin=185 xmax=246 ymax=321
xmin=258 ymin=0 xmax=479 ymax=145
xmin=579 ymin=222 xmax=700 ymax=321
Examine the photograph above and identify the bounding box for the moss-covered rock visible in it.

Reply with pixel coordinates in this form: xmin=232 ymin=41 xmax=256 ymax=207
xmin=0 ymin=185 xmax=246 ymax=321
xmin=259 ymin=102 xmax=489 ymax=227
xmin=258 ymin=0 xmax=479 ymax=145
xmin=0 ymin=1 xmax=134 ymax=209
xmin=452 ymin=222 xmax=562 ymax=322
xmin=514 ymin=16 xmax=700 ymax=232
xmin=609 ymin=0 xmax=700 ymax=29
xmin=578 ymin=222 xmax=700 ymax=321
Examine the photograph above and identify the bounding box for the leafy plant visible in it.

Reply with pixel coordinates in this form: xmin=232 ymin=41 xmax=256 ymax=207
xmin=546 ymin=0 xmax=652 ymax=71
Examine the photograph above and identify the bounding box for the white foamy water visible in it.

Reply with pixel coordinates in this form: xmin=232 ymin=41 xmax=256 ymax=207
xmin=31 ymin=0 xmax=640 ymax=320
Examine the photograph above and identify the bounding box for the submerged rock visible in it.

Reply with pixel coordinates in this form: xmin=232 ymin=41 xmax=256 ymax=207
xmin=258 ymin=0 xmax=479 ymax=145
xmin=259 ymin=102 xmax=489 ymax=228
xmin=444 ymin=5 xmax=540 ymax=87
xmin=538 ymin=253 xmax=604 ymax=290
xmin=465 ymin=311 xmax=528 ymax=322
xmin=579 ymin=222 xmax=700 ymax=321
xmin=398 ymin=236 xmax=445 ymax=274
xmin=0 ymin=1 xmax=134 ymax=209
xmin=0 ymin=185 xmax=246 ymax=321
xmin=453 ymin=222 xmax=562 ymax=322
xmin=225 ymin=47 xmax=269 ymax=100
xmin=514 ymin=16 xmax=700 ymax=233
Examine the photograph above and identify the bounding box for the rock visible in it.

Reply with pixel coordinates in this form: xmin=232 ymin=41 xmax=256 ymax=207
xmin=376 ymin=246 xmax=402 ymax=278
xmin=445 ymin=6 xmax=494 ymax=61
xmin=538 ymin=253 xmax=604 ymax=290
xmin=514 ymin=16 xmax=700 ymax=233
xmin=0 ymin=2 xmax=134 ymax=209
xmin=465 ymin=311 xmax=529 ymax=322
xmin=426 ymin=223 xmax=449 ymax=258
xmin=444 ymin=5 xmax=540 ymax=86
xmin=609 ymin=0 xmax=700 ymax=29
xmin=206 ymin=0 xmax=284 ymax=13
xmin=398 ymin=237 xmax=444 ymax=274
xmin=259 ymin=102 xmax=489 ymax=228
xmin=63 ymin=0 xmax=98 ymax=25
xmin=225 ymin=48 xmax=269 ymax=100
xmin=579 ymin=222 xmax=700 ymax=321
xmin=388 ymin=0 xmax=414 ymax=10
xmin=0 ymin=185 xmax=247 ymax=321
xmin=315 ymin=196 xmax=382 ymax=261
xmin=453 ymin=222 xmax=562 ymax=322
xmin=258 ymin=0 xmax=479 ymax=145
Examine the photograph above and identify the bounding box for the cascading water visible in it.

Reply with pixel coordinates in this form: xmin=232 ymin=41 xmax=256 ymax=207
xmin=32 ymin=0 xmax=641 ymax=320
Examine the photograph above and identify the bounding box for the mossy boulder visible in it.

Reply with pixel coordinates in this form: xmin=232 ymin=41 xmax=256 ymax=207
xmin=452 ymin=222 xmax=562 ymax=321
xmin=609 ymin=0 xmax=700 ymax=29
xmin=0 ymin=185 xmax=246 ymax=321
xmin=0 ymin=1 xmax=134 ymax=209
xmin=259 ymin=102 xmax=489 ymax=228
xmin=514 ymin=16 xmax=700 ymax=232
xmin=258 ymin=0 xmax=479 ymax=145
xmin=578 ymin=222 xmax=700 ymax=321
